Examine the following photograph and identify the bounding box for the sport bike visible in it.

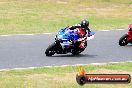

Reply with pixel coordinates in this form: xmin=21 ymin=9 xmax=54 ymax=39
xmin=45 ymin=27 xmax=95 ymax=56
xmin=119 ymin=29 xmax=132 ymax=46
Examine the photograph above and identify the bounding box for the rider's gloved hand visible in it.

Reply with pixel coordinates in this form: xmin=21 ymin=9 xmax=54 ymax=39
xmin=88 ymin=34 xmax=90 ymax=37
xmin=87 ymin=32 xmax=91 ymax=37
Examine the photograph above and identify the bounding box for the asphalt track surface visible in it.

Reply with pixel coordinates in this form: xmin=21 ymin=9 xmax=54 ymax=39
xmin=0 ymin=30 xmax=132 ymax=69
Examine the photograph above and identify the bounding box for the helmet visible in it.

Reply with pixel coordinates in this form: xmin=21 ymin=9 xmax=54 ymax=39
xmin=129 ymin=23 xmax=132 ymax=28
xmin=80 ymin=19 xmax=89 ymax=28
xmin=129 ymin=23 xmax=132 ymax=31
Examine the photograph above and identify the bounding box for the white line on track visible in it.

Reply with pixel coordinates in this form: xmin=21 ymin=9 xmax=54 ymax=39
xmin=20 ymin=34 xmax=34 ymax=36
xmin=90 ymin=63 xmax=107 ymax=65
xmin=126 ymin=61 xmax=132 ymax=62
xmin=42 ymin=33 xmax=52 ymax=34
xmin=0 ymin=29 xmax=126 ymax=37
xmin=0 ymin=33 xmax=53 ymax=37
xmin=0 ymin=35 xmax=10 ymax=36
xmin=117 ymin=29 xmax=126 ymax=31
xmin=109 ymin=62 xmax=121 ymax=64
xmin=0 ymin=61 xmax=131 ymax=71
xmin=100 ymin=30 xmax=110 ymax=31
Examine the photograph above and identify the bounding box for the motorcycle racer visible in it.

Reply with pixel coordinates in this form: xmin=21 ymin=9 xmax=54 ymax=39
xmin=69 ymin=19 xmax=92 ymax=49
xmin=119 ymin=23 xmax=132 ymax=46
xmin=69 ymin=19 xmax=91 ymax=36
xmin=45 ymin=19 xmax=95 ymax=56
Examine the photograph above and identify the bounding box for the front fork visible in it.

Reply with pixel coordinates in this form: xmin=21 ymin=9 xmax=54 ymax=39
xmin=55 ymin=40 xmax=65 ymax=53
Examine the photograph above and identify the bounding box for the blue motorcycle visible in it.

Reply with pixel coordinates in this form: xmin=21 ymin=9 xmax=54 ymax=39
xmin=45 ymin=27 xmax=95 ymax=56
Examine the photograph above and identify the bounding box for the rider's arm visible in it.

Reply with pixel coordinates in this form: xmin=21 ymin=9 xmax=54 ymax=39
xmin=69 ymin=24 xmax=81 ymax=30
xmin=69 ymin=26 xmax=81 ymax=30
xmin=85 ymin=27 xmax=91 ymax=34
xmin=77 ymin=36 xmax=87 ymax=42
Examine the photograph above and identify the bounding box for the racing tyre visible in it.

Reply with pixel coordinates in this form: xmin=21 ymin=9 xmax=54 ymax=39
xmin=72 ymin=51 xmax=80 ymax=55
xmin=119 ymin=34 xmax=128 ymax=46
xmin=45 ymin=42 xmax=56 ymax=56
xmin=72 ymin=42 xmax=81 ymax=55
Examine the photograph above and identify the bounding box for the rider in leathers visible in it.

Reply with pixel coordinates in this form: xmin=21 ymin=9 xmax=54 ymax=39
xmin=69 ymin=19 xmax=91 ymax=51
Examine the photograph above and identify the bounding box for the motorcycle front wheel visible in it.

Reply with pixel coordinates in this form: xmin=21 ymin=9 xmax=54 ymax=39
xmin=119 ymin=34 xmax=128 ymax=46
xmin=45 ymin=42 xmax=56 ymax=56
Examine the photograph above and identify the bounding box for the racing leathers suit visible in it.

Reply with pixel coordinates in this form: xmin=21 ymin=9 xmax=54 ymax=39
xmin=69 ymin=24 xmax=91 ymax=49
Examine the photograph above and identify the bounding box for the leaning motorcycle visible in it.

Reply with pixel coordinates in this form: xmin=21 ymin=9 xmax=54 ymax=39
xmin=45 ymin=27 xmax=95 ymax=56
xmin=119 ymin=28 xmax=132 ymax=46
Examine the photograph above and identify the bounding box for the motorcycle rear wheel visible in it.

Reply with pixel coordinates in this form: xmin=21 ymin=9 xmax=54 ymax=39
xmin=72 ymin=41 xmax=87 ymax=55
xmin=72 ymin=51 xmax=80 ymax=55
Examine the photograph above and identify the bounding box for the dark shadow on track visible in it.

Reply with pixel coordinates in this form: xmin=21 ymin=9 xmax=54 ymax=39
xmin=118 ymin=44 xmax=132 ymax=47
xmin=47 ymin=54 xmax=98 ymax=58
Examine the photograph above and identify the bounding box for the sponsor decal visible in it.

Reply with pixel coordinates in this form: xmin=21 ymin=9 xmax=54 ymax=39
xmin=76 ymin=66 xmax=131 ymax=85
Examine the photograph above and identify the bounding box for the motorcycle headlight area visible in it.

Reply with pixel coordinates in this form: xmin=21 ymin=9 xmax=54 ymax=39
xmin=58 ymin=35 xmax=63 ymax=39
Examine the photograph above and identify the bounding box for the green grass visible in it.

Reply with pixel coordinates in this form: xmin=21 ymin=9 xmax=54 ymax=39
xmin=0 ymin=62 xmax=132 ymax=88
xmin=0 ymin=0 xmax=132 ymax=34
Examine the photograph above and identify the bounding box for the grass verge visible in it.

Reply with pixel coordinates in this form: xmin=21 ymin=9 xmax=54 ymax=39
xmin=0 ymin=0 xmax=132 ymax=34
xmin=0 ymin=62 xmax=132 ymax=88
